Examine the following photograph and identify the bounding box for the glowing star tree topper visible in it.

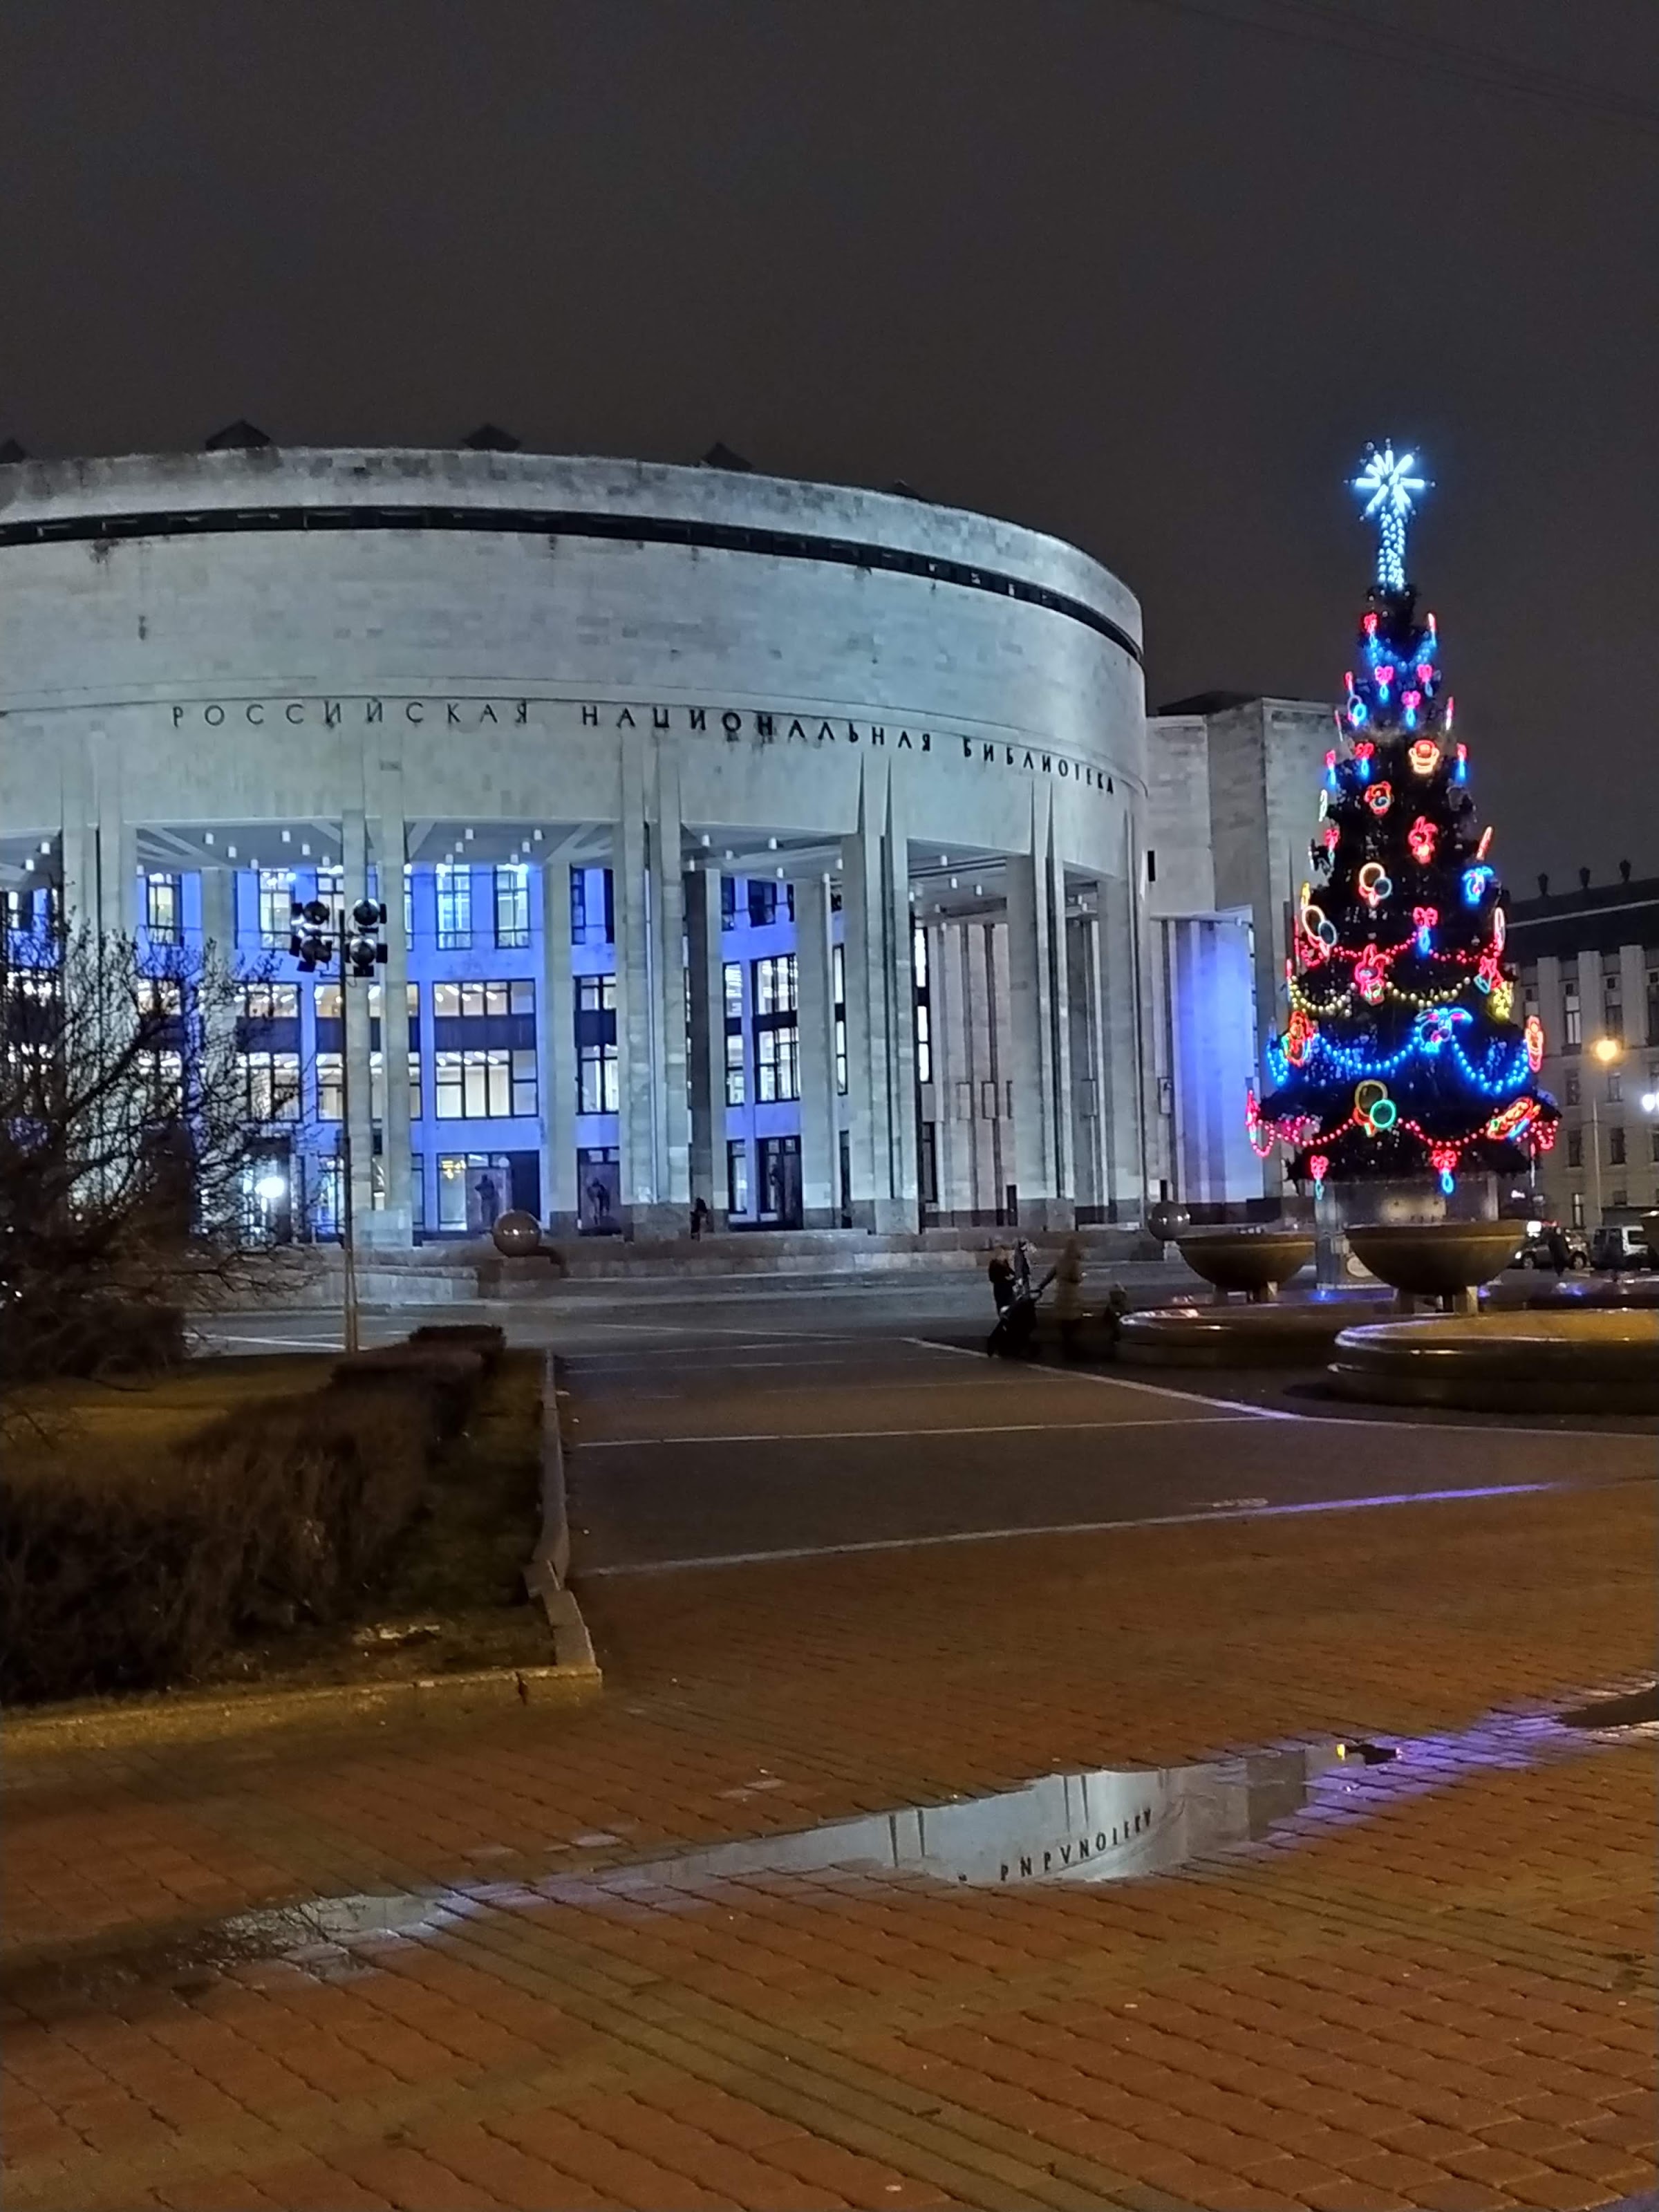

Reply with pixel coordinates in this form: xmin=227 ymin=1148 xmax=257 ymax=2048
xmin=1353 ymin=440 xmax=1429 ymax=593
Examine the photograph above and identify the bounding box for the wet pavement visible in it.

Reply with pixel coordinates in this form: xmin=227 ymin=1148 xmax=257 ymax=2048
xmin=6 ymin=1288 xmax=1657 ymax=2211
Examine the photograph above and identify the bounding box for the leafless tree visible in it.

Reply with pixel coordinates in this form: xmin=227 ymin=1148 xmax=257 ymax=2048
xmin=0 ymin=922 xmax=284 ymax=1394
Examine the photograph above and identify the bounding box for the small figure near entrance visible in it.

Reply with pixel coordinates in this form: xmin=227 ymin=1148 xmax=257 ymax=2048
xmin=475 ymin=1172 xmax=501 ymax=1230
xmin=689 ymin=1195 xmax=711 ymax=1241
xmin=586 ymin=1177 xmax=612 ymax=1230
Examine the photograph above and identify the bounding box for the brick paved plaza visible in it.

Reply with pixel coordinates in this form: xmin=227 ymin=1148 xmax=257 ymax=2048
xmin=4 ymin=1295 xmax=1656 ymax=2211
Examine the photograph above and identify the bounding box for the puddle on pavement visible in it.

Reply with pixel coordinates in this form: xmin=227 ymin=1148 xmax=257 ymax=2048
xmin=9 ymin=1696 xmax=1653 ymax=2013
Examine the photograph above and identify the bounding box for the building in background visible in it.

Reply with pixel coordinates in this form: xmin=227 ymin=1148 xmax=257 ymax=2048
xmin=1144 ymin=693 xmax=1335 ymax=1208
xmin=1508 ymin=865 xmax=1659 ymax=1229
xmin=1 ymin=444 xmax=1171 ymax=1242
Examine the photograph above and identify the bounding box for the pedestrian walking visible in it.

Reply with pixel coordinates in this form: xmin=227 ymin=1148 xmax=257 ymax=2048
xmin=1047 ymin=1234 xmax=1085 ymax=1361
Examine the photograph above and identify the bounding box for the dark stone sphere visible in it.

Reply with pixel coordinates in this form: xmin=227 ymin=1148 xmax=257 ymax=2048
xmin=1145 ymin=1202 xmax=1191 ymax=1243
xmin=491 ymin=1210 xmax=542 ymax=1257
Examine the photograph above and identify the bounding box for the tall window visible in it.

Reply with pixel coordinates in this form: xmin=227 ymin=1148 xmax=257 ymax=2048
xmin=722 ymin=961 xmax=746 ymax=1103
xmin=494 ymin=864 xmax=530 ymax=950
xmin=316 ymin=1052 xmax=344 ymax=1121
xmin=434 ymin=1049 xmax=537 ymax=1118
xmin=1603 ymin=960 xmax=1622 ymax=1043
xmin=571 ymin=866 xmax=615 ymax=946
xmin=578 ymin=1040 xmax=619 ymax=1114
xmin=753 ymin=954 xmax=799 ymax=1102
xmin=258 ymin=869 xmax=294 ymax=950
xmin=747 ymin=880 xmax=778 ymax=928
xmin=1607 ymin=1068 xmax=1622 ymax=1104
xmin=145 ymin=874 xmax=182 ymax=944
xmin=913 ymin=924 xmax=932 ymax=1085
xmin=727 ymin=1139 xmax=749 ymax=1216
xmin=833 ymin=942 xmax=847 ymax=1094
xmin=241 ymin=982 xmax=299 ymax=1021
xmin=1571 ymin=1190 xmax=1585 ymax=1228
xmin=435 ymin=863 xmax=472 ymax=951
xmin=1566 ymin=1127 xmax=1583 ymax=1169
xmin=919 ymin=1121 xmax=939 ymax=1207
xmin=754 ymin=955 xmax=797 ymax=1015
xmin=1609 ymin=1125 xmax=1627 ymax=1166
xmin=1564 ymin=1069 xmax=1580 ymax=1107
xmin=1562 ymin=984 xmax=1582 ymax=1049
xmin=433 ymin=979 xmax=536 ymax=1020
xmin=756 ymin=1025 xmax=799 ymax=1103
xmin=404 ymin=865 xmax=415 ymax=948
xmin=239 ymin=1051 xmax=301 ymax=1121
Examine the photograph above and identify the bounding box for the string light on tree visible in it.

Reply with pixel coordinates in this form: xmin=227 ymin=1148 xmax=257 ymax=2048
xmin=1250 ymin=442 xmax=1558 ymax=1197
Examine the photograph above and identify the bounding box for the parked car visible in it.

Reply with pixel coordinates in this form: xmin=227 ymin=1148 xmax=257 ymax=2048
xmin=1515 ymin=1222 xmax=1588 ymax=1270
xmin=1589 ymin=1223 xmax=1656 ymax=1271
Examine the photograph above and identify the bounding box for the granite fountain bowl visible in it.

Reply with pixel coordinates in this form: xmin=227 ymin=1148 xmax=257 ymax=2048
xmin=1327 ymin=1309 xmax=1659 ymax=1414
xmin=1172 ymin=1225 xmax=1315 ymax=1300
xmin=490 ymin=1209 xmax=543 ymax=1257
xmin=1344 ymin=1218 xmax=1522 ymax=1297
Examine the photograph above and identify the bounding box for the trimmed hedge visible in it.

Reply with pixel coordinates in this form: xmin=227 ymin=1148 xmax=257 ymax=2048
xmin=0 ymin=1342 xmax=489 ymax=1703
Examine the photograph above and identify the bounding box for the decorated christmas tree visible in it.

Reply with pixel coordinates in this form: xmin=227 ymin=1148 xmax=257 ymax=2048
xmin=1248 ymin=442 xmax=1559 ymax=1203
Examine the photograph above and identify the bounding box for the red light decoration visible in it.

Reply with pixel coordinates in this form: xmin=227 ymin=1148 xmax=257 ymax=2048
xmin=1286 ymin=1009 xmax=1317 ymax=1065
xmin=1430 ymin=1143 xmax=1459 ymax=1176
xmin=1524 ymin=1014 xmax=1544 ymax=1072
xmin=1407 ymin=816 xmax=1437 ymax=864
xmin=1476 ymin=825 xmax=1493 ymax=859
xmin=1365 ymin=781 xmax=1394 ymax=815
xmin=1309 ymin=1153 xmax=1330 ymax=1185
xmin=1416 ymin=662 xmax=1434 ymax=685
xmin=1363 ymin=612 xmax=1379 ymax=635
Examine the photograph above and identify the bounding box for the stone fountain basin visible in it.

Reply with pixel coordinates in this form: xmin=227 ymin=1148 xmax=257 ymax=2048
xmin=1119 ymin=1298 xmax=1382 ymax=1367
xmin=1328 ymin=1309 xmax=1659 ymax=1414
xmin=1172 ymin=1226 xmax=1315 ymax=1298
xmin=1344 ymin=1219 xmax=1522 ymax=1296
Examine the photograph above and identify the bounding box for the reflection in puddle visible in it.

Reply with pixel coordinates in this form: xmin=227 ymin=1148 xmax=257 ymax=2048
xmin=612 ymin=1747 xmax=1333 ymax=1890
xmin=11 ymin=1694 xmax=1648 ymax=2011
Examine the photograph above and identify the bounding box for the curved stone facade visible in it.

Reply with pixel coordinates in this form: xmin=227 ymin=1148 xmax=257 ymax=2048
xmin=0 ymin=448 xmax=1154 ymax=1241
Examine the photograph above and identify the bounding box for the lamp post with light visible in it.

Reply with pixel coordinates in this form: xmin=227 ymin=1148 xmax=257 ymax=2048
xmin=1588 ymin=1035 xmax=1623 ymax=1228
xmin=290 ymin=891 xmax=387 ymax=1353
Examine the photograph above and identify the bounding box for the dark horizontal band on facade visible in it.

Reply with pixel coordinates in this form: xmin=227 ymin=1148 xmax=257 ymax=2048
xmin=0 ymin=503 xmax=1143 ymax=666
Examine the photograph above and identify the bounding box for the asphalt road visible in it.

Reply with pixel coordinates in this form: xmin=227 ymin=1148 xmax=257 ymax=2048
xmin=203 ymin=1277 xmax=1658 ymax=1579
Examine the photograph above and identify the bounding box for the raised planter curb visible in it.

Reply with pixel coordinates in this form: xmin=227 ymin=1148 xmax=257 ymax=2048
xmin=523 ymin=1351 xmax=601 ymax=1680
xmin=1 ymin=1661 xmax=598 ymax=1758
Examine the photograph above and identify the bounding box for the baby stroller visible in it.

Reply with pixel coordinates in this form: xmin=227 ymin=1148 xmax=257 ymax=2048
xmin=986 ymin=1241 xmax=1044 ymax=1357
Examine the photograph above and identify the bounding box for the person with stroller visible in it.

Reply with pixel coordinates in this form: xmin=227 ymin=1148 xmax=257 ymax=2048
xmin=986 ymin=1243 xmax=1038 ymax=1357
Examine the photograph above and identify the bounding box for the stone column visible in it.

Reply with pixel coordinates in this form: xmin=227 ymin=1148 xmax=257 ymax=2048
xmin=881 ymin=772 xmax=919 ymax=1223
xmin=363 ymin=805 xmax=413 ymax=1247
xmin=1098 ymin=865 xmax=1146 ymax=1218
xmin=1066 ymin=906 xmax=1106 ymax=1219
xmin=1005 ymin=817 xmax=1063 ymax=1229
xmin=685 ymin=864 xmax=727 ymax=1227
xmin=341 ymin=810 xmax=377 ymax=1228
xmin=539 ymin=852 xmax=578 ymax=1235
xmin=791 ymin=872 xmax=838 ymax=1226
xmin=1047 ymin=834 xmax=1074 ymax=1220
xmin=649 ymin=756 xmax=691 ymax=1216
xmin=840 ymin=760 xmax=915 ymax=1231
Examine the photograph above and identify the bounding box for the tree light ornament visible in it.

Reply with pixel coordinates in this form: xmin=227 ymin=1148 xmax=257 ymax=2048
xmin=1524 ymin=1014 xmax=1545 ymax=1072
xmin=1366 ymin=781 xmax=1394 ymax=815
xmin=1408 ymin=738 xmax=1440 ymax=776
xmin=1358 ymin=862 xmax=1391 ymax=908
xmin=1353 ymin=440 xmax=1429 ymax=593
xmin=1407 ymin=816 xmax=1438 ymax=865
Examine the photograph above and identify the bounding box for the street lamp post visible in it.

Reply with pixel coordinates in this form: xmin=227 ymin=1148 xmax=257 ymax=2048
xmin=1588 ymin=1035 xmax=1623 ymax=1231
xmin=290 ymin=891 xmax=387 ymax=1353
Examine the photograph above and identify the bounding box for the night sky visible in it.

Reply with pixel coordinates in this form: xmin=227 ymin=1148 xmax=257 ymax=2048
xmin=3 ymin=0 xmax=1656 ymax=888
